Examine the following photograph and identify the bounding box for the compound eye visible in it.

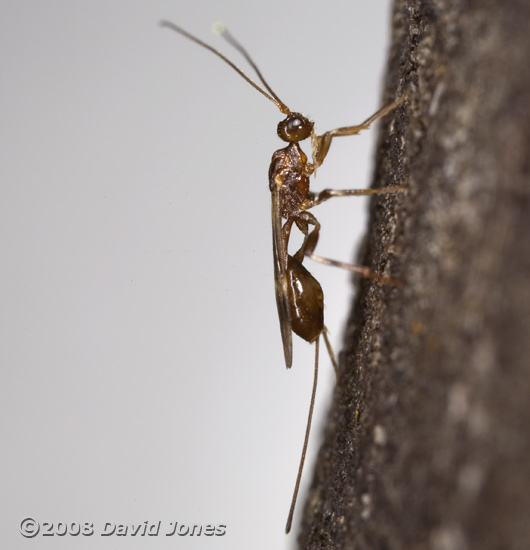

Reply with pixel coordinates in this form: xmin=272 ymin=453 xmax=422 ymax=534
xmin=277 ymin=113 xmax=313 ymax=142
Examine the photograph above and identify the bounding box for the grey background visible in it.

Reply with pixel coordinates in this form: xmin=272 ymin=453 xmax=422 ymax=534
xmin=1 ymin=1 xmax=392 ymax=548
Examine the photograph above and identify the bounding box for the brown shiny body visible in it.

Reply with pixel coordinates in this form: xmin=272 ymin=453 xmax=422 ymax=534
xmin=269 ymin=137 xmax=325 ymax=358
xmin=268 ymin=102 xmax=407 ymax=373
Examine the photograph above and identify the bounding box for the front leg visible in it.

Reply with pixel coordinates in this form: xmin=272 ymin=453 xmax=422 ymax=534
xmin=310 ymin=91 xmax=409 ymax=171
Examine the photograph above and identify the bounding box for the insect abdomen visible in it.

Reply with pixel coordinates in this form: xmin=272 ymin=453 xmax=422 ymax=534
xmin=287 ymin=255 xmax=324 ymax=343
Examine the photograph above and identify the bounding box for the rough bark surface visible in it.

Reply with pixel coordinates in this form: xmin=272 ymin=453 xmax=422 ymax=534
xmin=298 ymin=1 xmax=530 ymax=549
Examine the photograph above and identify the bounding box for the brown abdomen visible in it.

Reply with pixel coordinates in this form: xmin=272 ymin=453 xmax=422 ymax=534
xmin=287 ymin=255 xmax=324 ymax=343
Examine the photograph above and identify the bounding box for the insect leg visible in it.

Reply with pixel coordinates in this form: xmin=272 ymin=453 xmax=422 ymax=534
xmin=282 ymin=217 xmax=295 ymax=245
xmin=310 ymin=92 xmax=409 ymax=170
xmin=309 ymin=254 xmax=403 ymax=287
xmin=321 ymin=327 xmax=338 ymax=377
xmin=292 ymin=211 xmax=321 ymax=261
xmin=291 ymin=211 xmax=402 ymax=285
xmin=303 ymin=184 xmax=405 ymax=209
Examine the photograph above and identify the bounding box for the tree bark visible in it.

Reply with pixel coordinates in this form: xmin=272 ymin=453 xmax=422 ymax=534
xmin=299 ymin=1 xmax=530 ymax=549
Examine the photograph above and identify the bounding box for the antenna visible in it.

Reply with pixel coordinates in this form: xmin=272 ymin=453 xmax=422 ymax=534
xmin=159 ymin=21 xmax=291 ymax=114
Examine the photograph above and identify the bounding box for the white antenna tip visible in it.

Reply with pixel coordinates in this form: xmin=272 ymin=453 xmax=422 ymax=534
xmin=211 ymin=21 xmax=225 ymax=35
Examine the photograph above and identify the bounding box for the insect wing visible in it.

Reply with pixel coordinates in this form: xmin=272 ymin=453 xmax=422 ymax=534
xmin=271 ymin=188 xmax=293 ymax=369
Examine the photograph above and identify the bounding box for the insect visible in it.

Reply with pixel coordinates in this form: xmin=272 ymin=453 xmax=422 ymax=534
xmin=160 ymin=21 xmax=408 ymax=534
